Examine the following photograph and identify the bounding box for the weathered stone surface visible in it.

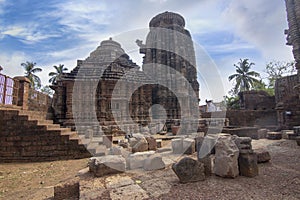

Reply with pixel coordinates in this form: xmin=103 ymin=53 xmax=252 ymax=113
xmin=172 ymin=138 xmax=183 ymax=154
xmin=127 ymin=151 xmax=155 ymax=170
xmin=89 ymin=155 xmax=126 ymax=177
xmin=132 ymin=137 xmax=149 ymax=153
xmin=144 ymin=155 xmax=165 ymax=171
xmin=196 ymin=134 xmax=217 ymax=158
xmin=54 ymin=178 xmax=79 ymax=200
xmin=156 ymin=139 xmax=162 ymax=148
xmin=145 ymin=136 xmax=157 ymax=151
xmin=233 ymin=136 xmax=253 ymax=154
xmin=258 ymin=129 xmax=268 ymax=139
xmin=297 ymin=138 xmax=300 ymax=146
xmin=172 ymin=157 xmax=205 ymax=183
xmin=214 ymin=135 xmax=239 ymax=178
xmin=128 ymin=137 xmax=138 ymax=147
xmin=254 ymin=148 xmax=271 ymax=163
xmin=183 ymin=138 xmax=195 ymax=155
xmin=238 ymin=153 xmax=258 ymax=177
xmin=198 ymin=154 xmax=212 ymax=176
xmin=267 ymin=132 xmax=282 ymax=140
xmin=108 ymin=146 xmax=123 ymax=155
xmin=281 ymin=130 xmax=294 ymax=139
xmin=105 ymin=175 xmax=134 ymax=189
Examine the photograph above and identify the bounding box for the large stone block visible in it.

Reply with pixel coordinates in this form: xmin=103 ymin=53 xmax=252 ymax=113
xmin=196 ymin=134 xmax=217 ymax=159
xmin=172 ymin=157 xmax=205 ymax=183
xmin=144 ymin=155 xmax=165 ymax=171
xmin=127 ymin=151 xmax=155 ymax=170
xmin=254 ymin=148 xmax=271 ymax=163
xmin=214 ymin=135 xmax=239 ymax=178
xmin=198 ymin=154 xmax=212 ymax=176
xmin=267 ymin=132 xmax=282 ymax=140
xmin=233 ymin=136 xmax=253 ymax=154
xmin=238 ymin=153 xmax=259 ymax=177
xmin=183 ymin=138 xmax=195 ymax=155
xmin=172 ymin=138 xmax=183 ymax=154
xmin=257 ymin=129 xmax=268 ymax=139
xmin=88 ymin=155 xmax=126 ymax=177
xmin=132 ymin=137 xmax=149 ymax=153
xmin=145 ymin=136 xmax=157 ymax=151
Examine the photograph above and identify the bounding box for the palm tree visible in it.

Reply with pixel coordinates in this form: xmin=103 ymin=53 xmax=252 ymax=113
xmin=21 ymin=61 xmax=42 ymax=89
xmin=48 ymin=64 xmax=68 ymax=84
xmin=228 ymin=59 xmax=260 ymax=94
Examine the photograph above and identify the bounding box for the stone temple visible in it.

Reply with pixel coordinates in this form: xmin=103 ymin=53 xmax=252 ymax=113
xmin=51 ymin=11 xmax=200 ymax=132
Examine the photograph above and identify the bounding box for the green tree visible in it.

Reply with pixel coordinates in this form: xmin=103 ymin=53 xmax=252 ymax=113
xmin=265 ymin=60 xmax=296 ymax=88
xmin=48 ymin=64 xmax=68 ymax=84
xmin=21 ymin=61 xmax=42 ymax=89
xmin=40 ymin=85 xmax=54 ymax=96
xmin=228 ymin=59 xmax=260 ymax=95
xmin=222 ymin=95 xmax=240 ymax=110
xmin=252 ymin=79 xmax=275 ymax=96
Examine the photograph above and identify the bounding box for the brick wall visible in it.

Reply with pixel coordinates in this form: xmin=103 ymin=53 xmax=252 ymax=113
xmin=0 ymin=109 xmax=91 ymax=162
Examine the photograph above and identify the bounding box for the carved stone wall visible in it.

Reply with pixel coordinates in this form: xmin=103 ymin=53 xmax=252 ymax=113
xmin=139 ymin=11 xmax=200 ymax=120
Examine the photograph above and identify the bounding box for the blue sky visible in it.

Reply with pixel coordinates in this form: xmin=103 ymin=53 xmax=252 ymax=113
xmin=0 ymin=0 xmax=294 ymax=104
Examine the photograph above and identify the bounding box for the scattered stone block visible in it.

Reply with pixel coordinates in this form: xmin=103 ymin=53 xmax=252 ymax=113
xmin=88 ymin=155 xmax=126 ymax=177
xmin=144 ymin=155 xmax=165 ymax=171
xmin=172 ymin=157 xmax=205 ymax=183
xmin=254 ymin=148 xmax=271 ymax=163
xmin=293 ymin=126 xmax=300 ymax=136
xmin=156 ymin=139 xmax=162 ymax=148
xmin=54 ymin=178 xmax=79 ymax=200
xmin=196 ymin=134 xmax=217 ymax=158
xmin=145 ymin=136 xmax=157 ymax=151
xmin=127 ymin=151 xmax=155 ymax=170
xmin=214 ymin=135 xmax=239 ymax=178
xmin=128 ymin=137 xmax=138 ymax=147
xmin=296 ymin=137 xmax=300 ymax=146
xmin=156 ymin=147 xmax=172 ymax=153
xmin=198 ymin=154 xmax=212 ymax=176
xmin=281 ymin=130 xmax=294 ymax=139
xmin=108 ymin=146 xmax=123 ymax=155
xmin=238 ymin=153 xmax=259 ymax=177
xmin=233 ymin=136 xmax=253 ymax=154
xmin=267 ymin=132 xmax=282 ymax=140
xmin=183 ymin=138 xmax=195 ymax=155
xmin=172 ymin=138 xmax=183 ymax=154
xmin=132 ymin=137 xmax=149 ymax=153
xmin=257 ymin=129 xmax=268 ymax=139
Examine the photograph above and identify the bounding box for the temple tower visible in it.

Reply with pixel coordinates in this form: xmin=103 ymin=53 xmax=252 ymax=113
xmin=138 ymin=11 xmax=200 ymax=120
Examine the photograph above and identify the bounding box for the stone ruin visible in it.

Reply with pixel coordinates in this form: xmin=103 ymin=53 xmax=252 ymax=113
xmin=51 ymin=9 xmax=300 ymax=198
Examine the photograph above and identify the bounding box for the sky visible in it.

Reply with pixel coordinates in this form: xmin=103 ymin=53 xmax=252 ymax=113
xmin=0 ymin=0 xmax=294 ymax=104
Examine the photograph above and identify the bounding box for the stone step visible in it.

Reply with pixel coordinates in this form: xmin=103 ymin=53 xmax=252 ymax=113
xmin=60 ymin=131 xmax=78 ymax=138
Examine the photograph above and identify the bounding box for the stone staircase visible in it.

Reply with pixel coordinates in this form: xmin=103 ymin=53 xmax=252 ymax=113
xmin=0 ymin=105 xmax=92 ymax=162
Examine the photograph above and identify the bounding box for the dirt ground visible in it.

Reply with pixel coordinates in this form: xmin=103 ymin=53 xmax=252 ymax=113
xmin=0 ymin=139 xmax=299 ymax=200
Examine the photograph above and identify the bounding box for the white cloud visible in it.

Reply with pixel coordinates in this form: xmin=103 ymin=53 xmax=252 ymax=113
xmin=0 ymin=52 xmax=29 ymax=77
xmin=0 ymin=24 xmax=59 ymax=44
xmin=222 ymin=0 xmax=293 ymax=61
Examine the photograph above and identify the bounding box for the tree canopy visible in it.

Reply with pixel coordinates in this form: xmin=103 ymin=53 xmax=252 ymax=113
xmin=49 ymin=64 xmax=68 ymax=84
xmin=21 ymin=61 xmax=42 ymax=89
xmin=228 ymin=59 xmax=261 ymax=95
